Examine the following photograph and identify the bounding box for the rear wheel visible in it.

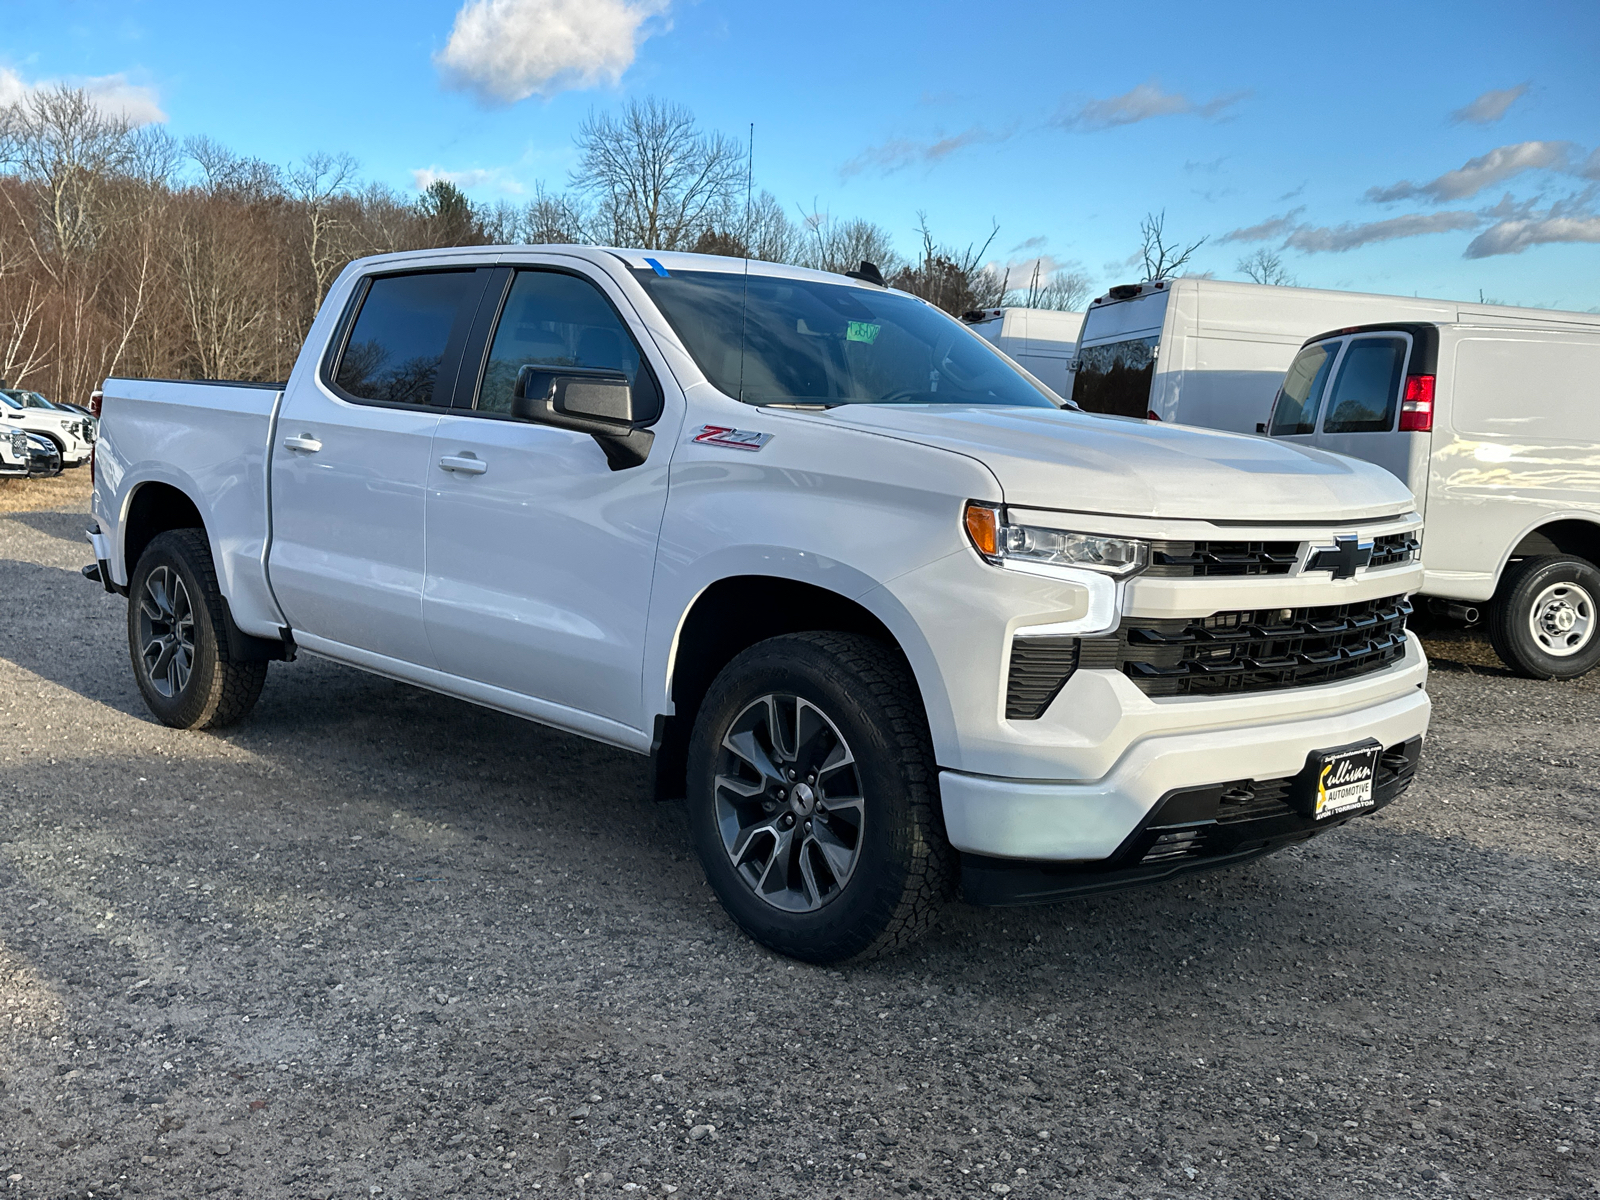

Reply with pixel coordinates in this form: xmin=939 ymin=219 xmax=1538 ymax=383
xmin=686 ymin=632 xmax=951 ymax=963
xmin=1487 ymin=555 xmax=1600 ymax=679
xmin=128 ymin=529 xmax=268 ymax=728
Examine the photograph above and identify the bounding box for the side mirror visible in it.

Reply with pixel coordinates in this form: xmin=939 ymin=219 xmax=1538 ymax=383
xmin=1255 ymin=422 xmax=1267 ymax=434
xmin=511 ymin=365 xmax=654 ymax=470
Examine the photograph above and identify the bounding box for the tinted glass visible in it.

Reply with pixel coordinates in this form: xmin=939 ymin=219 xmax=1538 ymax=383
xmin=478 ymin=271 xmax=652 ymax=416
xmin=1323 ymin=336 xmax=1408 ymax=433
xmin=1071 ymin=336 xmax=1159 ymax=418
xmin=1269 ymin=342 xmax=1339 ymax=436
xmin=632 ymin=269 xmax=1055 ymax=407
xmin=335 ymin=271 xmax=477 ymax=406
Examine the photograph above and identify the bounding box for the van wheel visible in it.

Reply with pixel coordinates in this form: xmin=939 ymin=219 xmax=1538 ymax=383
xmin=1487 ymin=555 xmax=1600 ymax=680
xmin=128 ymin=529 xmax=269 ymax=729
xmin=686 ymin=632 xmax=951 ymax=963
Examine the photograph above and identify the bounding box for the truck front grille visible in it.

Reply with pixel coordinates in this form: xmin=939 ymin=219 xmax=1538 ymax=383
xmin=1369 ymin=532 xmax=1420 ymax=568
xmin=1147 ymin=539 xmax=1299 ymax=577
xmin=1079 ymin=594 xmax=1412 ymax=697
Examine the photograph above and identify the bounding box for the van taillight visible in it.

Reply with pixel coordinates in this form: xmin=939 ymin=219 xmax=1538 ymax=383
xmin=1147 ymin=409 xmax=1161 ymax=421
xmin=1399 ymin=374 xmax=1434 ymax=432
xmin=90 ymin=389 xmax=103 ymax=418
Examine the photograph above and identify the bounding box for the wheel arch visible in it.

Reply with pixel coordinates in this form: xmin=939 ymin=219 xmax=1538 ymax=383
xmin=122 ymin=480 xmax=207 ymax=579
xmin=652 ymin=574 xmax=949 ymax=801
xmin=1497 ymin=515 xmax=1600 ymax=592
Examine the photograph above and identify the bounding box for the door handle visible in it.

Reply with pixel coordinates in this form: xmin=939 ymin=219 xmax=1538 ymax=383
xmin=438 ymin=454 xmax=487 ymax=475
xmin=283 ymin=434 xmax=322 ymax=453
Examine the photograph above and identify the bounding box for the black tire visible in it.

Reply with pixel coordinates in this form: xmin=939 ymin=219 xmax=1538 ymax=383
xmin=127 ymin=528 xmax=268 ymax=729
xmin=1486 ymin=554 xmax=1600 ymax=680
xmin=686 ymin=632 xmax=951 ymax=963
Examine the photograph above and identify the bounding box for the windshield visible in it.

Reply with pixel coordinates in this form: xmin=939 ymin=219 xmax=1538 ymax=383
xmin=2 ymin=390 xmax=59 ymax=411
xmin=631 ymin=268 xmax=1057 ymax=407
xmin=1269 ymin=341 xmax=1340 ymax=436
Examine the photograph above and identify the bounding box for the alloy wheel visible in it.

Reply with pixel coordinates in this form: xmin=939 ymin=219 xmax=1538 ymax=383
xmin=713 ymin=693 xmax=865 ymax=913
xmin=137 ymin=566 xmax=195 ymax=698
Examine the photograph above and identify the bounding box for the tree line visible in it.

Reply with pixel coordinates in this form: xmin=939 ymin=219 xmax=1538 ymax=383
xmin=0 ymin=90 xmax=1096 ymax=398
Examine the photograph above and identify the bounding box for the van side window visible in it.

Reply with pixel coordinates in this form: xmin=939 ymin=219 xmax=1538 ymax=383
xmin=1269 ymin=341 xmax=1339 ymax=436
xmin=333 ymin=271 xmax=479 ymax=407
xmin=1322 ymin=337 xmax=1408 ymax=434
xmin=476 ymin=270 xmax=660 ymax=419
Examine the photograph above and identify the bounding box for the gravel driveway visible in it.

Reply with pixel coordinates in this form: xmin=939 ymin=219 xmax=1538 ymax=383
xmin=2 ymin=473 xmax=1597 ymax=1200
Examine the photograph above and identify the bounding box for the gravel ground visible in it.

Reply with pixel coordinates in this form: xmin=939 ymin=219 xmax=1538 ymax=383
xmin=1 ymin=471 xmax=1597 ymax=1200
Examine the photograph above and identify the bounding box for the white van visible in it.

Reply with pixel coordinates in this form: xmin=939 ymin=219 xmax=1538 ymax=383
xmin=1266 ymin=310 xmax=1600 ymax=679
xmin=1068 ymin=279 xmax=1473 ymax=432
xmin=963 ymin=307 xmax=1083 ymax=398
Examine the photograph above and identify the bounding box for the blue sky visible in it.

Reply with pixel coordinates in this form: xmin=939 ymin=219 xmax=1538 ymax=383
xmin=5 ymin=0 xmax=1599 ymax=309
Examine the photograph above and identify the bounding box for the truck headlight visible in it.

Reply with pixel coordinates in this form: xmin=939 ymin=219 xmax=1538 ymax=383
xmin=964 ymin=502 xmax=1149 ymax=577
xmin=10 ymin=430 xmax=25 ymax=458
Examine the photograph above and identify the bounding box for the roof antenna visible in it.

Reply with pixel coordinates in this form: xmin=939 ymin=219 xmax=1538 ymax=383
xmin=737 ymin=122 xmax=753 ymax=402
xmin=845 ymin=261 xmax=886 ymax=287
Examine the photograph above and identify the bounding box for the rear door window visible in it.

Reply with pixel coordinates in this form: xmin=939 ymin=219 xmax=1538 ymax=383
xmin=333 ymin=270 xmax=480 ymax=407
xmin=1322 ymin=336 xmax=1409 ymax=433
xmin=1269 ymin=341 xmax=1340 ymax=435
xmin=474 ymin=269 xmax=660 ymax=419
xmin=1072 ymin=335 xmax=1159 ymax=418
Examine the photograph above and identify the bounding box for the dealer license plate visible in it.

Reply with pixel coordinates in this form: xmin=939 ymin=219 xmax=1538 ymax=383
xmin=1295 ymin=740 xmax=1381 ymax=820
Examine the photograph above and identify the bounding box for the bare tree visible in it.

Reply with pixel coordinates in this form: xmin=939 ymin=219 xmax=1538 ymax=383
xmin=1138 ymin=210 xmax=1207 ymax=281
xmin=287 ymin=151 xmax=358 ymax=314
xmin=520 ymin=184 xmax=590 ymax=245
xmin=1236 ymin=246 xmax=1296 ymax=287
xmin=796 ymin=204 xmax=903 ymax=276
xmin=888 ymin=214 xmax=1001 ymax=315
xmin=1003 ymin=260 xmax=1092 ymax=310
xmin=572 ymin=98 xmax=744 ymax=249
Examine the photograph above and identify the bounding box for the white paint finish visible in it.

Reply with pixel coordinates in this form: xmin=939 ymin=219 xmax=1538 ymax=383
xmin=90 ymin=379 xmax=286 ymax=636
xmin=940 ymin=678 xmax=1430 ymax=861
xmin=423 ymin=414 xmax=673 ymax=727
xmin=819 ymin=402 xmax=1415 ymax=522
xmin=268 ymin=387 xmax=442 ymax=665
xmin=968 ymin=308 xmax=1084 ymax=398
xmin=0 ymin=393 xmax=92 ymax=464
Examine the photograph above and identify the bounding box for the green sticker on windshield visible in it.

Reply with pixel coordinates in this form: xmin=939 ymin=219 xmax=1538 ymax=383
xmin=846 ymin=320 xmax=881 ymax=344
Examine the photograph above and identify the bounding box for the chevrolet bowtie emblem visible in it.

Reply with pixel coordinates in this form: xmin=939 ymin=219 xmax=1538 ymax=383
xmin=1307 ymin=534 xmax=1374 ymax=580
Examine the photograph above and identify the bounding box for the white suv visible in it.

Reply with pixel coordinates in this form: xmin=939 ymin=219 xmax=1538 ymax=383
xmin=0 ymin=388 xmax=92 ymax=466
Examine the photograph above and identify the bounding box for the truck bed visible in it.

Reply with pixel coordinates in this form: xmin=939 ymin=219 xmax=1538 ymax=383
xmin=92 ymin=377 xmax=286 ymax=639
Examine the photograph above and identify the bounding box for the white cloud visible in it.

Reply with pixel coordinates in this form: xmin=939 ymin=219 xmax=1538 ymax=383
xmin=412 ymin=164 xmax=525 ymax=194
xmin=839 ymin=125 xmax=1011 ymax=178
xmin=0 ymin=66 xmax=166 ymax=124
xmin=435 ymin=0 xmax=669 ymax=105
xmin=1057 ymin=81 xmax=1247 ymax=131
xmin=1284 ymin=211 xmax=1481 ymax=253
xmin=1466 ymin=191 xmax=1600 ymax=257
xmin=1367 ymin=141 xmax=1573 ymax=204
xmin=1220 ymin=208 xmax=1306 ymax=244
xmin=1451 ymin=84 xmax=1529 ymax=125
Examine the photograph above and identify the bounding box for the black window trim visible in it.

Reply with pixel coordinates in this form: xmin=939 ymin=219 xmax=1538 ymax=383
xmin=319 ymin=265 xmax=494 ymax=412
xmin=445 ymin=262 xmax=666 ymax=427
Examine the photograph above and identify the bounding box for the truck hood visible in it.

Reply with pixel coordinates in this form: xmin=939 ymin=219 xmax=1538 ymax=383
xmin=816 ymin=404 xmax=1415 ymax=523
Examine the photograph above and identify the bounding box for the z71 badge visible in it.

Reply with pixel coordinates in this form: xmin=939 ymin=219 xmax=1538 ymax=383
xmin=693 ymin=425 xmax=772 ymax=452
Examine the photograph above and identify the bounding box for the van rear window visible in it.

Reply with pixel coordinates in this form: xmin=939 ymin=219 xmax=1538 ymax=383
xmin=1269 ymin=342 xmax=1339 ymax=436
xmin=1071 ymin=336 xmax=1158 ymax=418
xmin=1323 ymin=336 xmax=1408 ymax=433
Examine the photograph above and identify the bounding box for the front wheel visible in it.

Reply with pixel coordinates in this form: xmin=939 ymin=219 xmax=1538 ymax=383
xmin=128 ymin=529 xmax=268 ymax=729
xmin=686 ymin=632 xmax=951 ymax=963
xmin=1486 ymin=555 xmax=1600 ymax=679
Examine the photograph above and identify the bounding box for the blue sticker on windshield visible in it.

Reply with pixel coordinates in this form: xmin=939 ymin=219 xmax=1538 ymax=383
xmin=644 ymin=257 xmax=671 ymax=277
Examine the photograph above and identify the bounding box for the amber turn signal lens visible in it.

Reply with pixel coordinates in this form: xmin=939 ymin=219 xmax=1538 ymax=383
xmin=964 ymin=502 xmax=1000 ymax=558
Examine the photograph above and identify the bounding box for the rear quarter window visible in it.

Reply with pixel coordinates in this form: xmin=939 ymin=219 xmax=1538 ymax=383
xmin=1322 ymin=336 xmax=1408 ymax=433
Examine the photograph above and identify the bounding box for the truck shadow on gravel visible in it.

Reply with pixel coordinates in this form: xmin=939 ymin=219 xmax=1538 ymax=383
xmin=2 ymin=508 xmax=90 ymax=546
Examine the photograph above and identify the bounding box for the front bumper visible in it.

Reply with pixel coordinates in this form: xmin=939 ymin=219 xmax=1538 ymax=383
xmin=961 ymin=736 xmax=1421 ymax=905
xmin=939 ymin=670 xmax=1430 ymax=863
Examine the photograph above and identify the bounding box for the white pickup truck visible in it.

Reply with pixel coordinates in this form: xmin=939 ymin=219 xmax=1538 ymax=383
xmin=87 ymin=246 xmax=1430 ymax=962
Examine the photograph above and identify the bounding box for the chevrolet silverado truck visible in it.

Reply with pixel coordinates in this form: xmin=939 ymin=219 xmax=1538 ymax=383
xmin=86 ymin=246 xmax=1430 ymax=962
